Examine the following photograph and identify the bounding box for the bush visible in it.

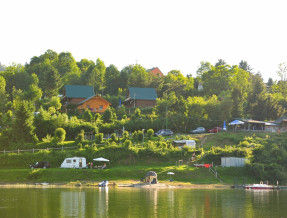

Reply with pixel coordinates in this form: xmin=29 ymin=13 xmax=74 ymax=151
xmin=54 ymin=128 xmax=66 ymax=143
xmin=146 ymin=129 xmax=154 ymax=139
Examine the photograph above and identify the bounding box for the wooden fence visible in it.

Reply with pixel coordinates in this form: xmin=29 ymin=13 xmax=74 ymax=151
xmin=0 ymin=146 xmax=79 ymax=155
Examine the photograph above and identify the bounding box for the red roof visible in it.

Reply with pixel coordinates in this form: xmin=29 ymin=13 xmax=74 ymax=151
xmin=148 ymin=67 xmax=164 ymax=77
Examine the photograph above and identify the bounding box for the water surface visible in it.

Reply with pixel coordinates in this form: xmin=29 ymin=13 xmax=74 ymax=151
xmin=0 ymin=187 xmax=286 ymax=218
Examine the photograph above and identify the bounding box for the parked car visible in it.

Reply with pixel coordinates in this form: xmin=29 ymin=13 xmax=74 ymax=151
xmin=208 ymin=127 xmax=222 ymax=133
xmin=155 ymin=129 xmax=173 ymax=136
xmin=30 ymin=161 xmax=51 ymax=169
xmin=190 ymin=127 xmax=206 ymax=134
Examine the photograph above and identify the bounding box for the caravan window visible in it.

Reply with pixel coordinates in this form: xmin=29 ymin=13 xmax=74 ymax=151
xmin=66 ymin=159 xmax=71 ymax=163
xmin=73 ymin=159 xmax=76 ymax=163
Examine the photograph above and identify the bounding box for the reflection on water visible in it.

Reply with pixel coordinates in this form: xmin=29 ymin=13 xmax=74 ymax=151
xmin=0 ymin=188 xmax=287 ymax=218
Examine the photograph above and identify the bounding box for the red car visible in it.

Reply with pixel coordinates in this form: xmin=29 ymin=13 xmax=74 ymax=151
xmin=208 ymin=127 xmax=222 ymax=133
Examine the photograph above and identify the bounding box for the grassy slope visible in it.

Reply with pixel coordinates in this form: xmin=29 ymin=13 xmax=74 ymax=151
xmin=0 ymin=164 xmax=255 ymax=185
xmin=1 ymin=131 xmax=273 ymax=184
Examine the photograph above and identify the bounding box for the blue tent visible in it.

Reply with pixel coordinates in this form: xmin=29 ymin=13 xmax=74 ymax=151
xmin=228 ymin=120 xmax=244 ymax=125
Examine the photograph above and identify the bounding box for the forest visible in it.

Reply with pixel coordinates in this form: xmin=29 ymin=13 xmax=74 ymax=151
xmin=0 ymin=49 xmax=286 ymax=146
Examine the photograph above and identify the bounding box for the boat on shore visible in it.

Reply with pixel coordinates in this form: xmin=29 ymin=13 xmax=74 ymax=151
xmin=98 ymin=180 xmax=109 ymax=187
xmin=244 ymin=182 xmax=274 ymax=190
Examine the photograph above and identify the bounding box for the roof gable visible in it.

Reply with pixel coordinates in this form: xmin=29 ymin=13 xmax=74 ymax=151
xmin=128 ymin=87 xmax=157 ymax=100
xmin=65 ymin=85 xmax=95 ymax=98
xmin=147 ymin=67 xmax=164 ymax=77
xmin=77 ymin=95 xmax=111 ymax=105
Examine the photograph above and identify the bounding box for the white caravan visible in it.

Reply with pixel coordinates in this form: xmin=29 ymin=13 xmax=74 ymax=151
xmin=61 ymin=157 xmax=87 ymax=169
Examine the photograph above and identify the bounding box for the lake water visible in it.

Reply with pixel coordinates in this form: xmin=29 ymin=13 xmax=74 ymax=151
xmin=0 ymin=187 xmax=287 ymax=218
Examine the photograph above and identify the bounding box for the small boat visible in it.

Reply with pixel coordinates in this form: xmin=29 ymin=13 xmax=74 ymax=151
xmin=245 ymin=182 xmax=274 ymax=190
xmin=98 ymin=180 xmax=109 ymax=187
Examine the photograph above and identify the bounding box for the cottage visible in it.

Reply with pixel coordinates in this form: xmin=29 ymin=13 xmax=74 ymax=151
xmin=123 ymin=87 xmax=157 ymax=108
xmin=77 ymin=95 xmax=111 ymax=113
xmin=63 ymin=85 xmax=95 ymax=105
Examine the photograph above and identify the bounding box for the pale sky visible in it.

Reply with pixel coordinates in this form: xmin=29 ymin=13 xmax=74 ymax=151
xmin=1 ymin=0 xmax=287 ymax=82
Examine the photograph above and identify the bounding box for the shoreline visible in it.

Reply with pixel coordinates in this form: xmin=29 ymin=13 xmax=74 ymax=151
xmin=0 ymin=181 xmax=233 ymax=189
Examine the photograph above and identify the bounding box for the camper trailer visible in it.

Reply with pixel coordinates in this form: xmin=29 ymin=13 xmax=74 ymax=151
xmin=173 ymin=140 xmax=196 ymax=149
xmin=61 ymin=157 xmax=87 ymax=169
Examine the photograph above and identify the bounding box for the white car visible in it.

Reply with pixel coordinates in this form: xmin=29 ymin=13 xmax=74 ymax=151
xmin=190 ymin=127 xmax=205 ymax=134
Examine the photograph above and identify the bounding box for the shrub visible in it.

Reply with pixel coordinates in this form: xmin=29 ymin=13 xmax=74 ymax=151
xmin=54 ymin=128 xmax=66 ymax=143
xmin=146 ymin=129 xmax=154 ymax=139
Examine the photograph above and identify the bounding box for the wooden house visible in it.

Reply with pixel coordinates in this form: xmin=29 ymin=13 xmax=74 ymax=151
xmin=63 ymin=85 xmax=95 ymax=104
xmin=123 ymin=87 xmax=157 ymax=108
xmin=77 ymin=95 xmax=111 ymax=113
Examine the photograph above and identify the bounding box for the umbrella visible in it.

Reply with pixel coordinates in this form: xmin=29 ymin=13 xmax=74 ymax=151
xmin=167 ymin=172 xmax=175 ymax=180
xmin=93 ymin=157 xmax=110 ymax=162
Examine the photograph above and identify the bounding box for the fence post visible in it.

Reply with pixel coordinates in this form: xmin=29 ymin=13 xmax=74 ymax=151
xmin=33 ymin=148 xmax=34 ymax=153
xmin=18 ymin=149 xmax=19 ymax=155
xmin=4 ymin=149 xmax=5 ymax=155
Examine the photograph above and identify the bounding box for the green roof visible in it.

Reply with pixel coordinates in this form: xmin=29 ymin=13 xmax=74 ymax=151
xmin=64 ymin=85 xmax=95 ymax=98
xmin=128 ymin=87 xmax=157 ymax=100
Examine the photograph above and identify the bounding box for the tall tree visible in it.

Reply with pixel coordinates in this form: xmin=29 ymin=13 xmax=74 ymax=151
xmin=39 ymin=61 xmax=61 ymax=98
xmin=0 ymin=76 xmax=7 ymax=113
xmin=13 ymin=100 xmax=36 ymax=143
xmin=239 ymin=60 xmax=252 ymax=72
xmin=56 ymin=52 xmax=81 ymax=85
xmin=105 ymin=64 xmax=120 ymax=95
xmin=128 ymin=64 xmax=149 ymax=88
xmin=246 ymin=73 xmax=266 ymax=120
xmin=276 ymin=62 xmax=287 ymax=98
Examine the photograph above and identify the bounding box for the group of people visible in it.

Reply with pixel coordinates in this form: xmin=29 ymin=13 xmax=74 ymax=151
xmin=87 ymin=162 xmax=107 ymax=169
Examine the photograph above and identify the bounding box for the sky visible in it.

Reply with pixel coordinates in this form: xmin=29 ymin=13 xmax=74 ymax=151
xmin=1 ymin=0 xmax=287 ymax=82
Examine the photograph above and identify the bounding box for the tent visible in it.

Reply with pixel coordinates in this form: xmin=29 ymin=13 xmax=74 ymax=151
xmin=93 ymin=157 xmax=110 ymax=162
xmin=228 ymin=120 xmax=244 ymax=131
xmin=145 ymin=171 xmax=158 ymax=184
xmin=228 ymin=120 xmax=244 ymax=125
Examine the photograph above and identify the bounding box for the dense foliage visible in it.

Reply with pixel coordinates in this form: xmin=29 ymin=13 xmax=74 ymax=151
xmin=1 ymin=50 xmax=287 ymax=183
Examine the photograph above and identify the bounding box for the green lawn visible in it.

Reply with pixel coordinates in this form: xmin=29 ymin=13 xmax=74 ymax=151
xmin=0 ymin=164 xmax=254 ymax=185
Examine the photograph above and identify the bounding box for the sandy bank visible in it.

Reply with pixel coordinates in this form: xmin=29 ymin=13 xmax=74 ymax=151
xmin=0 ymin=181 xmax=232 ymax=189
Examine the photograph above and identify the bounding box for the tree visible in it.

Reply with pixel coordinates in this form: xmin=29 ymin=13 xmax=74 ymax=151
xmin=13 ymin=100 xmax=36 ymax=143
xmin=39 ymin=61 xmax=61 ymax=98
xmin=0 ymin=76 xmax=8 ymax=113
xmin=276 ymin=62 xmax=287 ymax=98
xmin=201 ymin=64 xmax=233 ymax=96
xmin=56 ymin=52 xmax=81 ymax=85
xmin=239 ymin=60 xmax=252 ymax=72
xmin=128 ymin=64 xmax=149 ymax=87
xmin=54 ymin=128 xmax=66 ymax=143
xmin=105 ymin=64 xmax=120 ymax=95
xmin=77 ymin=59 xmax=94 ymax=75
xmin=94 ymin=58 xmax=106 ymax=95
xmin=50 ymin=96 xmax=62 ymax=111
xmin=102 ymin=107 xmax=117 ymax=123
xmin=22 ymin=73 xmax=42 ymax=103
xmin=215 ymin=59 xmax=227 ymax=67
xmin=246 ymin=73 xmax=266 ymax=120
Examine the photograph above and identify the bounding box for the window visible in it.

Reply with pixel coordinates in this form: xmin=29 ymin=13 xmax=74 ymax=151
xmin=73 ymin=159 xmax=76 ymax=163
xmin=66 ymin=160 xmax=71 ymax=163
xmin=99 ymin=105 xmax=103 ymax=110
